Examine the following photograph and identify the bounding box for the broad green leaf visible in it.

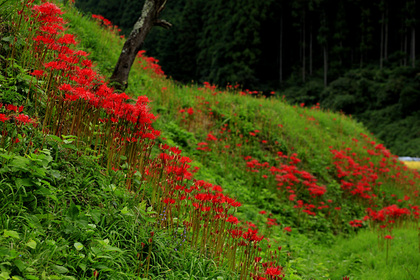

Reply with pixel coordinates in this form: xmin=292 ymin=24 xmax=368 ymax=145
xmin=15 ymin=178 xmax=33 ymax=187
xmin=0 ymin=271 xmax=11 ymax=280
xmin=121 ymin=206 xmax=133 ymax=216
xmin=13 ymin=259 xmax=26 ymax=272
xmin=49 ymin=170 xmax=62 ymax=179
xmin=68 ymin=203 xmax=79 ymax=220
xmin=10 ymin=156 xmax=30 ymax=171
xmin=1 ymin=36 xmax=13 ymax=42
xmin=62 ymin=144 xmax=76 ymax=150
xmin=23 ymin=275 xmax=39 ymax=280
xmin=74 ymin=242 xmax=84 ymax=251
xmin=0 ymin=153 xmax=13 ymax=160
xmin=78 ymin=263 xmax=87 ymax=272
xmin=51 ymin=265 xmax=69 ymax=274
xmin=102 ymin=244 xmax=122 ymax=253
xmin=47 ymin=135 xmax=62 ymax=142
xmin=26 ymin=239 xmax=37 ymax=249
xmin=46 ymin=240 xmax=56 ymax=246
xmin=3 ymin=230 xmax=20 ymax=239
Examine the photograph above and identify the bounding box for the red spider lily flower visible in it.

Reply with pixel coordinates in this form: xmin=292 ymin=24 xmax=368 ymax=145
xmin=230 ymin=200 xmax=241 ymax=207
xmin=169 ymin=146 xmax=182 ymax=155
xmin=264 ymin=266 xmax=283 ymax=276
xmin=229 ymin=229 xmax=243 ymax=239
xmin=226 ymin=215 xmax=239 ymax=225
xmin=29 ymin=70 xmax=45 ymax=77
xmin=82 ymin=59 xmax=93 ymax=67
xmin=92 ymin=14 xmax=104 ymax=21
xmin=267 ymin=218 xmax=278 ymax=227
xmin=206 ymin=133 xmax=217 ymax=141
xmin=6 ymin=104 xmax=17 ymax=112
xmin=212 ymin=185 xmax=223 ymax=192
xmin=259 ymin=210 xmax=267 ymax=215
xmin=283 ymin=226 xmax=292 ymax=232
xmin=197 ymin=142 xmax=210 ymax=151
xmin=384 ymin=235 xmax=393 ymax=239
xmin=57 ymin=34 xmax=76 ymax=45
xmin=15 ymin=114 xmax=32 ymax=124
xmin=349 ymin=220 xmax=363 ymax=228
xmin=201 ymin=206 xmax=211 ymax=212
xmin=32 ymin=2 xmax=63 ymax=17
xmin=187 ymin=108 xmax=194 ymax=115
xmin=242 ymin=228 xmax=264 ymax=242
xmin=45 ymin=60 xmax=68 ymax=71
xmin=163 ymin=198 xmax=176 ymax=204
xmin=74 ymin=50 xmax=89 ymax=57
xmin=0 ymin=114 xmax=10 ymax=122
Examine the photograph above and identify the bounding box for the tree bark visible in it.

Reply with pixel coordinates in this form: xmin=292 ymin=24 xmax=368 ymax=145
xmin=323 ymin=46 xmax=328 ymax=87
xmin=309 ymin=27 xmax=312 ymax=76
xmin=384 ymin=6 xmax=388 ymax=61
xmin=279 ymin=13 xmax=283 ymax=85
xmin=380 ymin=12 xmax=384 ymax=69
xmin=110 ymin=0 xmax=171 ymax=91
xmin=411 ymin=26 xmax=416 ymax=67
xmin=404 ymin=31 xmax=408 ymax=66
xmin=302 ymin=11 xmax=306 ymax=83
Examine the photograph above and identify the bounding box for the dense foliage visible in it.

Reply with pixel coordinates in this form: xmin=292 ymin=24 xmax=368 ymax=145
xmin=1 ymin=1 xmax=419 ymax=279
xmin=75 ymin=0 xmax=418 ymax=87
xmin=74 ymin=0 xmax=420 ymax=157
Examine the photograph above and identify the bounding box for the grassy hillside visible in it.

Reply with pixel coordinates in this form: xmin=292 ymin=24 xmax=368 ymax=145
xmin=0 ymin=1 xmax=419 ymax=279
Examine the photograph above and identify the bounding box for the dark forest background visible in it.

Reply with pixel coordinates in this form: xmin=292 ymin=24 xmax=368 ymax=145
xmin=75 ymin=0 xmax=420 ymax=157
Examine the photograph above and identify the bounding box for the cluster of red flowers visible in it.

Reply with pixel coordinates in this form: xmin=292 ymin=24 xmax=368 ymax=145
xmin=179 ymin=107 xmax=194 ymax=115
xmin=330 ymin=133 xmax=420 ymax=205
xmin=137 ymin=50 xmax=165 ymax=77
xmin=198 ymin=81 xmax=220 ymax=95
xmin=91 ymin=14 xmax=123 ymax=38
xmin=349 ymin=219 xmax=363 ymax=228
xmin=0 ymin=103 xmax=38 ymax=147
xmin=365 ymin=204 xmax=414 ymax=224
xmin=150 ymin=143 xmax=288 ymax=278
xmin=242 ymin=152 xmax=328 ymax=216
xmin=29 ymin=2 xmax=160 ymax=161
xmin=328 ymin=132 xmax=420 ymax=238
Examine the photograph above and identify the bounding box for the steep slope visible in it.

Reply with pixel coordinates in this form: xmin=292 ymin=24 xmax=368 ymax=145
xmin=0 ymin=1 xmax=419 ymax=279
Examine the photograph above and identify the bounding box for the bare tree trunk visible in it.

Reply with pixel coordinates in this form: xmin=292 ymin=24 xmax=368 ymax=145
xmin=404 ymin=31 xmax=408 ymax=66
xmin=411 ymin=26 xmax=416 ymax=67
xmin=385 ymin=7 xmax=388 ymax=61
xmin=279 ymin=13 xmax=283 ymax=85
xmin=380 ymin=12 xmax=384 ymax=69
xmin=309 ymin=27 xmax=312 ymax=76
xmin=302 ymin=14 xmax=306 ymax=83
xmin=110 ymin=0 xmax=171 ymax=91
xmin=323 ymin=46 xmax=328 ymax=87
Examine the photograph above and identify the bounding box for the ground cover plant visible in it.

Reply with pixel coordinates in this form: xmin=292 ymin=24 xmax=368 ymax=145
xmin=0 ymin=1 xmax=419 ymax=279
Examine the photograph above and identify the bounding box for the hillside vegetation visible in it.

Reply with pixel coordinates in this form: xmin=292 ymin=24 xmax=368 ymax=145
xmin=0 ymin=1 xmax=419 ymax=279
xmin=74 ymin=0 xmax=420 ymax=157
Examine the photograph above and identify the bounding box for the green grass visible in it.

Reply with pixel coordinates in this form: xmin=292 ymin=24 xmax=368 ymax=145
xmin=1 ymin=1 xmax=419 ymax=279
xmin=309 ymin=227 xmax=420 ymax=280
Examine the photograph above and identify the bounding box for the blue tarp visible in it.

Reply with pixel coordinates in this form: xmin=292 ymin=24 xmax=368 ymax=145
xmin=398 ymin=157 xmax=420 ymax=161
